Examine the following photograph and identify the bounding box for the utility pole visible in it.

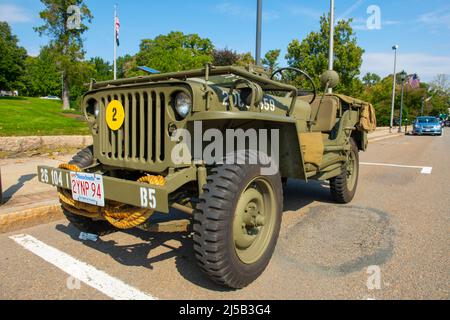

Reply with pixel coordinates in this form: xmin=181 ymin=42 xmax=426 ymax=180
xmin=398 ymin=71 xmax=407 ymax=133
xmin=328 ymin=0 xmax=335 ymax=94
xmin=390 ymin=45 xmax=399 ymax=133
xmin=255 ymin=0 xmax=262 ymax=66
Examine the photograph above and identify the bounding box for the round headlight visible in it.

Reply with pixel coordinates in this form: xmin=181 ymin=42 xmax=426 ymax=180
xmin=174 ymin=92 xmax=192 ymax=119
xmin=94 ymin=101 xmax=100 ymax=118
xmin=86 ymin=98 xmax=100 ymax=119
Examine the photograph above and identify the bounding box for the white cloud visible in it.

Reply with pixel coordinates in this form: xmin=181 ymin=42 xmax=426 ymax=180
xmin=417 ymin=7 xmax=450 ymax=30
xmin=361 ymin=52 xmax=450 ymax=82
xmin=214 ymin=2 xmax=278 ymax=22
xmin=288 ymin=6 xmax=322 ymax=20
xmin=337 ymin=0 xmax=365 ymax=21
xmin=0 ymin=4 xmax=32 ymax=24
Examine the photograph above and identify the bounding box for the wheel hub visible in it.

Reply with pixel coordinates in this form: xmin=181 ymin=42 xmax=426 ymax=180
xmin=233 ymin=177 xmax=276 ymax=265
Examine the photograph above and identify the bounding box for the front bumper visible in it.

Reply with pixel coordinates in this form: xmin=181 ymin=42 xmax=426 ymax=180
xmin=413 ymin=128 xmax=442 ymax=135
xmin=37 ymin=165 xmax=198 ymax=213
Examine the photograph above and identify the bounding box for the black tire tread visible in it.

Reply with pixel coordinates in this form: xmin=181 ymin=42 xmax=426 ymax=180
xmin=193 ymin=160 xmax=282 ymax=289
xmin=330 ymin=139 xmax=359 ymax=204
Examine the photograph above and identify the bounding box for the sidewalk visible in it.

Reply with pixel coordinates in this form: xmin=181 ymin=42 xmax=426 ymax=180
xmin=0 ymin=128 xmax=403 ymax=233
xmin=368 ymin=127 xmax=405 ymax=142
xmin=0 ymin=154 xmax=71 ymax=232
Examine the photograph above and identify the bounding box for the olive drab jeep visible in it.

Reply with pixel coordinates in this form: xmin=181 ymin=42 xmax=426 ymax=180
xmin=38 ymin=65 xmax=376 ymax=289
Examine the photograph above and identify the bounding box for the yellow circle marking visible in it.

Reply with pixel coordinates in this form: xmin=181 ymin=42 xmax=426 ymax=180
xmin=106 ymin=100 xmax=125 ymax=131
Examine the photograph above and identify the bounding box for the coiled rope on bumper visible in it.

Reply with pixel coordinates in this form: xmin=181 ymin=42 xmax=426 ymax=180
xmin=57 ymin=164 xmax=165 ymax=230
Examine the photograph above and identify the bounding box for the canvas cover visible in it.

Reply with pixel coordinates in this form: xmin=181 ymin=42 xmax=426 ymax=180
xmin=359 ymin=103 xmax=377 ymax=132
xmin=333 ymin=94 xmax=377 ymax=132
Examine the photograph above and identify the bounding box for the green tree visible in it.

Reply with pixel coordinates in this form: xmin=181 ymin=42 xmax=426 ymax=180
xmin=0 ymin=22 xmax=27 ymax=90
xmin=428 ymin=75 xmax=450 ymax=115
xmin=286 ymin=15 xmax=364 ymax=96
xmin=362 ymin=73 xmax=381 ymax=87
xmin=69 ymin=59 xmax=96 ymax=109
xmin=35 ymin=0 xmax=93 ymax=109
xmin=90 ymin=57 xmax=112 ymax=81
xmin=116 ymin=54 xmax=138 ymax=78
xmin=236 ymin=52 xmax=256 ymax=67
xmin=136 ymin=31 xmax=214 ymax=73
xmin=20 ymin=46 xmax=61 ymax=97
xmin=262 ymin=49 xmax=281 ymax=72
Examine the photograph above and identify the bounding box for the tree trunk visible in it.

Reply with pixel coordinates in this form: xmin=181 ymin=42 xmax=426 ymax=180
xmin=62 ymin=72 xmax=70 ymax=110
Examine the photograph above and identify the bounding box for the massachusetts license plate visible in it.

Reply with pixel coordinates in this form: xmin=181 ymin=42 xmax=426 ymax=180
xmin=70 ymin=172 xmax=105 ymax=207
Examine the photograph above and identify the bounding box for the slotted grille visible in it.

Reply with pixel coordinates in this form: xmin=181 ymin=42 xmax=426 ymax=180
xmin=99 ymin=90 xmax=166 ymax=163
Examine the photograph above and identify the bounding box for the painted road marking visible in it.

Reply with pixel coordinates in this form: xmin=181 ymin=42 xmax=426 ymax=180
xmin=360 ymin=162 xmax=433 ymax=175
xmin=9 ymin=234 xmax=157 ymax=300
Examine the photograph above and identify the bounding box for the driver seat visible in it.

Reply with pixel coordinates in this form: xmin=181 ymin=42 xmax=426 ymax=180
xmin=308 ymin=95 xmax=339 ymax=133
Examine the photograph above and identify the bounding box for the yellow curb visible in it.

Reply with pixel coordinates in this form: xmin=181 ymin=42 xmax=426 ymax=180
xmin=0 ymin=204 xmax=63 ymax=234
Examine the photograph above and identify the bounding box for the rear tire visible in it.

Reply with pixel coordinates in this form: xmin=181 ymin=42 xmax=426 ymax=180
xmin=193 ymin=155 xmax=283 ymax=289
xmin=62 ymin=146 xmax=117 ymax=236
xmin=329 ymin=139 xmax=359 ymax=204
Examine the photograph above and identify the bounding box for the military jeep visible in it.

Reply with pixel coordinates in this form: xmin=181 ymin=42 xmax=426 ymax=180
xmin=38 ymin=65 xmax=376 ymax=289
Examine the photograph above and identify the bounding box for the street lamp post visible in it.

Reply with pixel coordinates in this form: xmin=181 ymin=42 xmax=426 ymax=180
xmin=328 ymin=0 xmax=335 ymax=94
xmin=398 ymin=71 xmax=407 ymax=133
xmin=421 ymin=96 xmax=431 ymax=116
xmin=390 ymin=45 xmax=399 ymax=133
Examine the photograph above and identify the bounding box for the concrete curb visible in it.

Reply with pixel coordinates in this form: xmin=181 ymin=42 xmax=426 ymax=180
xmin=369 ymin=133 xmax=404 ymax=143
xmin=0 ymin=136 xmax=93 ymax=154
xmin=0 ymin=204 xmax=63 ymax=234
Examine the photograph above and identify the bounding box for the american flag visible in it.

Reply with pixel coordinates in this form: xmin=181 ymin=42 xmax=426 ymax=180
xmin=115 ymin=15 xmax=120 ymax=46
xmin=408 ymin=74 xmax=420 ymax=89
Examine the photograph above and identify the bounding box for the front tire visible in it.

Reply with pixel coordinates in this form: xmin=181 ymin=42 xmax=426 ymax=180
xmin=329 ymin=139 xmax=359 ymax=204
xmin=62 ymin=146 xmax=117 ymax=236
xmin=193 ymin=159 xmax=283 ymax=289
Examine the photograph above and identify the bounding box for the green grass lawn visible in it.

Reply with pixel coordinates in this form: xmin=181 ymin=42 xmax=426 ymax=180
xmin=0 ymin=97 xmax=90 ymax=136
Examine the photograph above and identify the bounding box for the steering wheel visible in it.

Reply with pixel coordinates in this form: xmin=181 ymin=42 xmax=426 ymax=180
xmin=271 ymin=67 xmax=317 ymax=104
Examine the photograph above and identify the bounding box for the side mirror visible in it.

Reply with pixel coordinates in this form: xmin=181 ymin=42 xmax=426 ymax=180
xmin=320 ymin=70 xmax=340 ymax=89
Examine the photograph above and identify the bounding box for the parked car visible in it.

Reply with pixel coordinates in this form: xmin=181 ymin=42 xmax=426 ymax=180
xmin=0 ymin=90 xmax=13 ymax=97
xmin=413 ymin=117 xmax=443 ymax=136
xmin=445 ymin=120 xmax=450 ymax=127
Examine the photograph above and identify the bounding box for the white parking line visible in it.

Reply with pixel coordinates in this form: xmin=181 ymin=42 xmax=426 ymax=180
xmin=360 ymin=162 xmax=433 ymax=175
xmin=10 ymin=234 xmax=157 ymax=300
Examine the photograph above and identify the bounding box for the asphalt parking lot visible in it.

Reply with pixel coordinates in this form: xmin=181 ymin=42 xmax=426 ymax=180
xmin=0 ymin=131 xmax=448 ymax=300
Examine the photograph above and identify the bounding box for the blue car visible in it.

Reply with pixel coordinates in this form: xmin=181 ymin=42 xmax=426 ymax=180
xmin=413 ymin=117 xmax=443 ymax=136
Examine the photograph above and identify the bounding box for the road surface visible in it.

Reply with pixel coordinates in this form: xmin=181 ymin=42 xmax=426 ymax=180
xmin=0 ymin=132 xmax=448 ymax=300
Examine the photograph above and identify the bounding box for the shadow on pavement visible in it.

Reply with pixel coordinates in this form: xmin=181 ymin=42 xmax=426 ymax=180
xmin=55 ymin=220 xmax=231 ymax=292
xmin=283 ymin=178 xmax=334 ymax=212
xmin=54 ymin=180 xmax=334 ymax=292
xmin=1 ymin=174 xmax=37 ymax=202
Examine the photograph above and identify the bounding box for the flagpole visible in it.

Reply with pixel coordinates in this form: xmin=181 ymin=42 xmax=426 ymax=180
xmin=113 ymin=5 xmax=117 ymax=80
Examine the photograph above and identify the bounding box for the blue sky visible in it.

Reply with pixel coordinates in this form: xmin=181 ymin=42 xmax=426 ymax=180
xmin=1 ymin=0 xmax=449 ymax=81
